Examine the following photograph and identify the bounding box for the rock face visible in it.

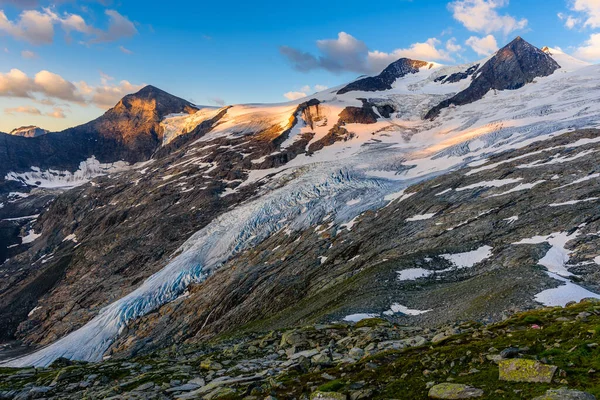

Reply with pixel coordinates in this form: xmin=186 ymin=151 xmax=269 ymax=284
xmin=498 ymin=359 xmax=557 ymax=383
xmin=428 ymin=383 xmax=484 ymax=399
xmin=425 ymin=37 xmax=560 ymax=119
xmin=337 ymin=58 xmax=430 ymax=94
xmin=8 ymin=126 xmax=48 ymax=138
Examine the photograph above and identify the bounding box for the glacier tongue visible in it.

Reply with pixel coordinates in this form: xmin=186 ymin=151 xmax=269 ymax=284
xmin=4 ymin=157 xmax=404 ymax=367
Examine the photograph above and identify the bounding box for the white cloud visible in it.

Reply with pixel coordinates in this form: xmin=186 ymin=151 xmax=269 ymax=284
xmin=466 ymin=35 xmax=499 ymax=56
xmin=0 ymin=68 xmax=143 ymax=109
xmin=282 ymin=32 xmax=460 ymax=75
xmin=557 ymin=12 xmax=581 ymax=29
xmin=90 ymin=79 xmax=144 ymax=109
xmin=0 ymin=7 xmax=137 ymax=46
xmin=46 ymin=107 xmax=66 ymax=118
xmin=449 ymin=0 xmax=528 ymax=35
xmin=314 ymin=84 xmax=329 ymax=91
xmin=90 ymin=10 xmax=137 ymax=43
xmin=0 ymin=9 xmax=55 ymax=45
xmin=574 ymin=33 xmax=600 ymax=60
xmin=572 ymin=0 xmax=600 ymax=28
xmin=284 ymin=91 xmax=307 ymax=101
xmin=34 ymin=70 xmax=84 ymax=102
xmin=445 ymin=37 xmax=463 ymax=52
xmin=367 ymin=38 xmax=453 ymax=73
xmin=0 ymin=69 xmax=36 ymax=97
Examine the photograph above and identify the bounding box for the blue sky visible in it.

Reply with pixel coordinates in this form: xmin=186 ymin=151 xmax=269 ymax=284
xmin=1 ymin=0 xmax=600 ymax=132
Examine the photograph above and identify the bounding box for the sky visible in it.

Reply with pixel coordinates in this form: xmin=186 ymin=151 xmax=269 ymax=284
xmin=1 ymin=0 xmax=600 ymax=133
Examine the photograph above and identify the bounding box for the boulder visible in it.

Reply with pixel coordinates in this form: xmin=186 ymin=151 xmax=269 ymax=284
xmin=532 ymin=388 xmax=596 ymax=400
xmin=498 ymin=359 xmax=557 ymax=383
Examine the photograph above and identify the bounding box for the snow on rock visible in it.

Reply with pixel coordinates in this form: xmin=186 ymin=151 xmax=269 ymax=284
xmin=21 ymin=230 xmax=40 ymax=244
xmin=397 ymin=268 xmax=433 ymax=281
xmin=5 ymin=157 xmax=130 ymax=189
xmin=489 ymin=180 xmax=546 ymax=197
xmin=456 ymin=178 xmax=523 ymax=192
xmin=406 ymin=213 xmax=436 ymax=222
xmin=344 ymin=313 xmax=379 ymax=322
xmin=549 ymin=198 xmax=599 ymax=207
xmin=514 ymin=230 xmax=581 ymax=277
xmin=383 ymin=303 xmax=432 ymax=316
xmin=440 ymin=246 xmax=493 ymax=268
xmin=534 ymin=273 xmax=600 ymax=307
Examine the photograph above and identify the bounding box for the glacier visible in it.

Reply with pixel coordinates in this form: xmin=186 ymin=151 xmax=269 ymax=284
xmin=7 ymin=56 xmax=600 ymax=367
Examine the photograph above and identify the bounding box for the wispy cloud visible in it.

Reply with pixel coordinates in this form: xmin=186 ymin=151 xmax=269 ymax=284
xmin=5 ymin=105 xmax=41 ymax=115
xmin=119 ymin=45 xmax=133 ymax=54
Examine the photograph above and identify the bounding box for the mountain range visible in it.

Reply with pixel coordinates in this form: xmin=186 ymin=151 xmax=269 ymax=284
xmin=0 ymin=36 xmax=599 ymax=387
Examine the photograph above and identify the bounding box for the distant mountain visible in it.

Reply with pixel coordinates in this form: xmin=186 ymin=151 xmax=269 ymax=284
xmin=0 ymin=85 xmax=197 ymax=179
xmin=9 ymin=126 xmax=49 ymax=138
xmin=425 ymin=37 xmax=560 ymax=119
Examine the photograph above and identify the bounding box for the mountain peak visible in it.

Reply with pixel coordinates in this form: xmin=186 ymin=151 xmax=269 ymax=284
xmin=337 ymin=57 xmax=430 ymax=95
xmin=9 ymin=126 xmax=49 ymax=138
xmin=425 ymin=37 xmax=559 ymax=119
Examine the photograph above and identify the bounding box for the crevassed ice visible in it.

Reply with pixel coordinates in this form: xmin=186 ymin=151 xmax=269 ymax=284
xmin=5 ymin=156 xmax=406 ymax=367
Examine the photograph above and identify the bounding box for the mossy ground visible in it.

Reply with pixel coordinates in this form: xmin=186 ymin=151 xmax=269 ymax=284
xmin=270 ymin=302 xmax=600 ymax=399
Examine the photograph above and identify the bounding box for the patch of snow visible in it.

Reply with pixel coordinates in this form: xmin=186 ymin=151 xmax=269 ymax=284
xmin=489 ymin=180 xmax=545 ymax=197
xmin=440 ymin=245 xmax=493 ymax=268
xmin=27 ymin=306 xmax=42 ymax=317
xmin=435 ymin=188 xmax=452 ymax=196
xmin=397 ymin=268 xmax=433 ymax=281
xmin=503 ymin=216 xmax=519 ymax=224
xmin=535 ymin=273 xmax=600 ymax=307
xmin=62 ymin=234 xmax=78 ymax=243
xmin=319 ymin=256 xmax=328 ymax=264
xmin=406 ymin=213 xmax=436 ymax=222
xmin=21 ymin=230 xmax=40 ymax=244
xmin=514 ymin=230 xmax=581 ymax=277
xmin=343 ymin=313 xmax=379 ymax=322
xmin=455 ymin=178 xmax=523 ymax=192
xmin=549 ymin=198 xmax=599 ymax=207
xmin=383 ymin=303 xmax=432 ymax=316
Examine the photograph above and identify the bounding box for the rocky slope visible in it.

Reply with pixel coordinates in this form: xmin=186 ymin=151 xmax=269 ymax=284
xmin=0 ymin=37 xmax=599 ymax=377
xmin=2 ymin=300 xmax=600 ymax=399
